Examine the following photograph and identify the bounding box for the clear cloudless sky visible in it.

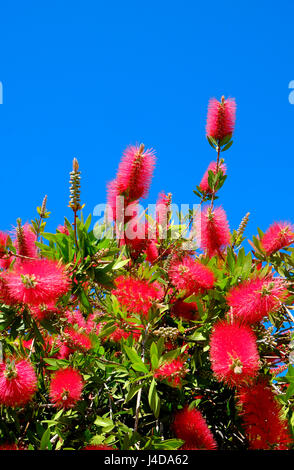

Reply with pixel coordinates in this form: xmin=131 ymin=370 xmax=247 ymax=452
xmin=0 ymin=1 xmax=293 ymax=247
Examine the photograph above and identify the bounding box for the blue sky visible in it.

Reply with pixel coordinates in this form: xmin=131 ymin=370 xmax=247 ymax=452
xmin=0 ymin=1 xmax=293 ymax=247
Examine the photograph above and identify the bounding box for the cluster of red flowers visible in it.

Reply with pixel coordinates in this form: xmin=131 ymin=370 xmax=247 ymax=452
xmin=0 ymin=94 xmax=293 ymax=451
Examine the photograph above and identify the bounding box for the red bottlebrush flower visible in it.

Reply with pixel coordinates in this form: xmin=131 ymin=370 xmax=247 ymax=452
xmin=112 ymin=276 xmax=164 ymax=317
xmin=14 ymin=223 xmax=38 ymax=261
xmin=197 ymin=206 xmax=231 ymax=258
xmin=206 ymin=96 xmax=236 ymax=141
xmin=171 ymin=298 xmax=199 ymax=321
xmin=168 ymin=255 xmax=215 ymax=296
xmin=145 ymin=240 xmax=159 ymax=263
xmin=209 ymin=321 xmax=260 ymax=387
xmin=0 ymin=359 xmax=37 ymax=407
xmin=64 ymin=327 xmax=92 ymax=352
xmin=199 ymin=161 xmax=227 ymax=194
xmin=154 ymin=357 xmax=187 ymax=388
xmin=260 ymin=222 xmax=294 ymax=255
xmin=83 ymin=444 xmax=115 ymax=450
xmin=115 ymin=144 xmax=155 ymax=202
xmin=49 ymin=367 xmax=83 ymax=409
xmin=238 ymin=379 xmax=293 ymax=449
xmin=173 ymin=406 xmax=217 ymax=450
xmin=227 ymin=277 xmax=288 ymax=324
xmin=0 ymin=259 xmax=70 ymax=306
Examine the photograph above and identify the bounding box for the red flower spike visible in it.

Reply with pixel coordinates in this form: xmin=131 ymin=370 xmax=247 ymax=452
xmin=227 ymin=276 xmax=288 ymax=324
xmin=173 ymin=406 xmax=217 ymax=450
xmin=112 ymin=275 xmax=164 ymax=317
xmin=238 ymin=379 xmax=293 ymax=449
xmin=0 ymin=359 xmax=37 ymax=407
xmin=198 ymin=206 xmax=231 ymax=258
xmin=206 ymin=96 xmax=236 ymax=141
xmin=209 ymin=321 xmax=260 ymax=387
xmin=49 ymin=367 xmax=83 ymax=409
xmin=168 ymin=255 xmax=215 ymax=296
xmin=116 ymin=144 xmax=155 ymax=202
xmin=260 ymin=222 xmax=294 ymax=255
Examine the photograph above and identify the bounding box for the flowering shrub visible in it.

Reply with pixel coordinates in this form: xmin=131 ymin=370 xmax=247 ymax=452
xmin=0 ymin=96 xmax=294 ymax=451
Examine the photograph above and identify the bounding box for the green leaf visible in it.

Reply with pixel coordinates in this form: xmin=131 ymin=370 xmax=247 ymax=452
xmin=113 ymin=258 xmax=131 ymax=270
xmin=150 ymin=342 xmax=159 ymax=369
xmin=124 ymin=346 xmax=149 ymax=374
xmin=221 ymin=140 xmax=233 ymax=152
xmin=94 ymin=416 xmax=114 ymax=427
xmin=152 ymin=438 xmax=184 ymax=450
xmin=148 ymin=378 xmax=160 ymax=418
xmin=40 ymin=427 xmax=51 ymax=450
xmin=126 ymin=383 xmax=143 ymax=402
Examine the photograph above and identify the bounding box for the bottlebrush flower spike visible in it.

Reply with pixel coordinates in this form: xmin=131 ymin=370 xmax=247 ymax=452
xmin=0 ymin=259 xmax=70 ymax=306
xmin=206 ymin=96 xmax=236 ymax=141
xmin=49 ymin=367 xmax=83 ymax=409
xmin=226 ymin=276 xmax=289 ymax=324
xmin=238 ymin=379 xmax=293 ymax=449
xmin=0 ymin=359 xmax=37 ymax=407
xmin=199 ymin=161 xmax=227 ymax=194
xmin=14 ymin=221 xmax=38 ymax=261
xmin=115 ymin=144 xmax=156 ymax=202
xmin=168 ymin=255 xmax=215 ymax=296
xmin=112 ymin=275 xmax=164 ymax=317
xmin=173 ymin=406 xmax=217 ymax=450
xmin=145 ymin=240 xmax=159 ymax=263
xmin=209 ymin=321 xmax=260 ymax=387
xmin=69 ymin=158 xmax=82 ymax=212
xmin=260 ymin=222 xmax=294 ymax=255
xmin=198 ymin=206 xmax=231 ymax=257
xmin=154 ymin=357 xmax=187 ymax=388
